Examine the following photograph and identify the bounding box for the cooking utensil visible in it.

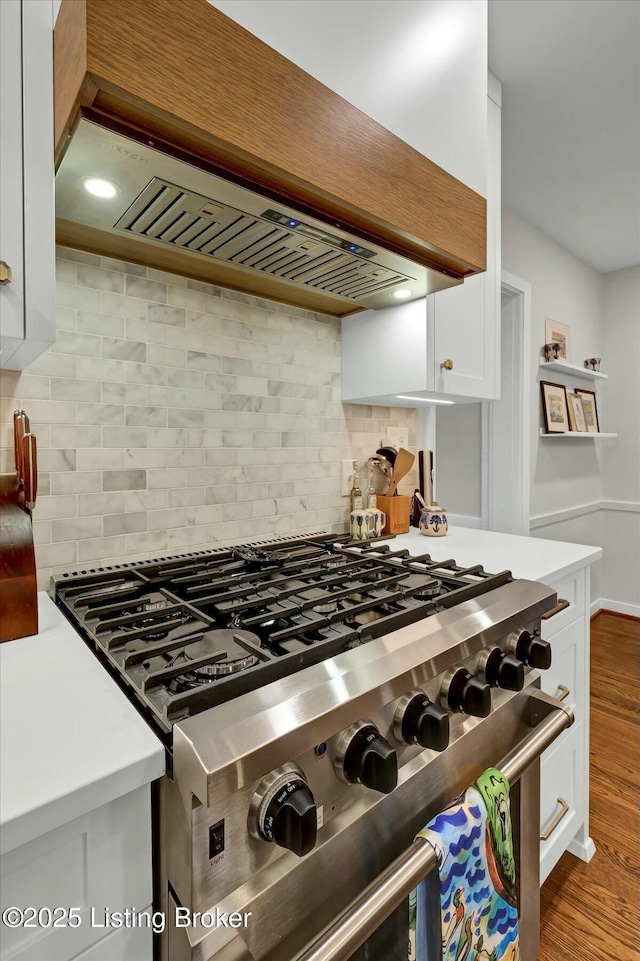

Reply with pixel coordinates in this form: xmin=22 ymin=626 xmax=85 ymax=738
xmin=376 ymin=446 xmax=397 ymax=468
xmin=23 ymin=433 xmax=37 ymax=511
xmin=13 ymin=410 xmax=29 ymax=484
xmin=414 ymin=489 xmax=427 ymax=510
xmin=369 ymin=456 xmax=392 ymax=494
xmin=387 ymin=447 xmax=414 ymax=496
xmin=418 ymin=449 xmax=434 ymax=507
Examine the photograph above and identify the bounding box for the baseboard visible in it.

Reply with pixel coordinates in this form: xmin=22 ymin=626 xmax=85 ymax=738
xmin=530 ymin=501 xmax=600 ymax=530
xmin=530 ymin=499 xmax=640 ymax=530
xmin=600 ymin=500 xmax=640 ymax=513
xmin=591 ymin=597 xmax=640 ymax=620
xmin=568 ymin=836 xmax=596 ymax=864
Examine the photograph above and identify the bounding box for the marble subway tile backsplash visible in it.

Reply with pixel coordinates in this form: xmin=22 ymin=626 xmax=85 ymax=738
xmin=0 ymin=249 xmax=417 ymax=588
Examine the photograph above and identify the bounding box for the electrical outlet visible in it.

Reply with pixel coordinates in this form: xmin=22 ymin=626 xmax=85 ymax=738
xmin=341 ymin=459 xmax=354 ymax=497
xmin=387 ymin=427 xmax=408 ymax=450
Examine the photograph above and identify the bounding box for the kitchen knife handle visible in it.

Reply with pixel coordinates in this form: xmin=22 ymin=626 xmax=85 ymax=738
xmin=13 ymin=409 xmax=29 ymax=484
xmin=23 ymin=433 xmax=37 ymax=510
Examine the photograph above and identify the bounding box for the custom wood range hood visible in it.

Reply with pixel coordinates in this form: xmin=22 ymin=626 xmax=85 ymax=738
xmin=54 ymin=0 xmax=487 ymax=316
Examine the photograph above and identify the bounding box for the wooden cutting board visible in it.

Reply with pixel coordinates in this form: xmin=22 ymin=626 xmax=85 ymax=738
xmin=0 ymin=474 xmax=38 ymax=642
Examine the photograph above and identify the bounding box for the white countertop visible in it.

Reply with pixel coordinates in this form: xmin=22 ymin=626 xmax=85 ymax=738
xmin=0 ymin=594 xmax=165 ymax=855
xmin=0 ymin=528 xmax=599 ymax=856
xmin=381 ymin=526 xmax=602 ymax=583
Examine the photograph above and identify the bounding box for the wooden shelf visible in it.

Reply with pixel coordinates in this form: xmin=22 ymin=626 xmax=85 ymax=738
xmin=539 ymin=430 xmax=617 ymax=439
xmin=539 ymin=359 xmax=608 ymax=380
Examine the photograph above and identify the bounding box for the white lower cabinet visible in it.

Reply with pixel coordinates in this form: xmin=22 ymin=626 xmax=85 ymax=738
xmin=0 ymin=787 xmax=153 ymax=961
xmin=539 ymin=723 xmax=585 ymax=884
xmin=538 ymin=566 xmax=594 ymax=882
xmin=69 ymin=915 xmax=152 ymax=961
xmin=541 ymin=615 xmax=586 ymax=728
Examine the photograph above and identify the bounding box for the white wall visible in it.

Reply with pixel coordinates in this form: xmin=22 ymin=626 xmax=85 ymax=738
xmin=502 ymin=212 xmax=639 ymax=614
xmin=599 ymin=267 xmax=640 ymax=504
xmin=210 ymin=0 xmax=488 ymax=197
xmin=502 ymin=207 xmax=605 ymax=518
xmin=502 ymin=208 xmax=605 ymax=603
xmin=435 ymin=403 xmax=482 ymax=519
xmin=434 ymin=210 xmax=638 ymax=612
xmin=598 ymin=266 xmax=640 ymax=613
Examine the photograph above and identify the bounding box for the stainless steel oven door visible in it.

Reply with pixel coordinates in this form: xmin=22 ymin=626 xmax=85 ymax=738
xmin=290 ymin=691 xmax=570 ymax=961
xmin=171 ymin=689 xmax=571 ymax=961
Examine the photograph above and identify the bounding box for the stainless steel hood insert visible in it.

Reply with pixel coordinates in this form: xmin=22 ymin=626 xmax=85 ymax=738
xmin=55 ymin=119 xmax=461 ymax=310
xmin=115 ymin=177 xmax=416 ymax=302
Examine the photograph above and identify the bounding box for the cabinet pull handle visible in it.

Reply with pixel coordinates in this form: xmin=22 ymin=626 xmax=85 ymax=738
xmin=440 ymin=359 xmax=453 ymax=371
xmin=556 ymin=684 xmax=570 ymax=701
xmin=540 ymin=797 xmax=570 ymax=840
xmin=0 ymin=261 xmax=12 ymax=286
xmin=542 ymin=598 xmax=570 ymax=620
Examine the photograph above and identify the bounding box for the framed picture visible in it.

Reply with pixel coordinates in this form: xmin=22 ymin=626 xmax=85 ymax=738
xmin=575 ymin=389 xmax=599 ymax=433
xmin=567 ymin=393 xmax=588 ymax=432
xmin=545 ymin=318 xmax=572 ymax=362
xmin=541 ymin=381 xmax=570 ymax=433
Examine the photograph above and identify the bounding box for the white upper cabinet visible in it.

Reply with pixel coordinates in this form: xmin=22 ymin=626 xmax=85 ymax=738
xmin=427 ymin=81 xmax=501 ymax=400
xmin=0 ymin=0 xmax=56 ymax=371
xmin=210 ymin=0 xmax=489 ymax=197
xmin=342 ymin=77 xmax=501 ymax=405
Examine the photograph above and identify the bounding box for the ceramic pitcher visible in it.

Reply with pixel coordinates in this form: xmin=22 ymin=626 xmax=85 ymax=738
xmin=350 ymin=508 xmax=386 ymax=540
xmin=419 ymin=504 xmax=448 ymax=537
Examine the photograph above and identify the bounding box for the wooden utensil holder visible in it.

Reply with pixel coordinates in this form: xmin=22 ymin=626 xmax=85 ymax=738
xmin=377 ymin=494 xmax=411 ymax=535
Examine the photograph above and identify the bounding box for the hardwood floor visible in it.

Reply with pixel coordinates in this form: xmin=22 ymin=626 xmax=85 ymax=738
xmin=539 ymin=612 xmax=640 ymax=961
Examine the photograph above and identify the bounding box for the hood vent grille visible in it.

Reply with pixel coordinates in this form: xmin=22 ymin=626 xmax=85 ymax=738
xmin=115 ymin=178 xmax=415 ymax=302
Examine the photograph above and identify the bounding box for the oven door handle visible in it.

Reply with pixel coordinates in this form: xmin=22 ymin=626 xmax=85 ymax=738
xmin=294 ymin=691 xmax=573 ymax=961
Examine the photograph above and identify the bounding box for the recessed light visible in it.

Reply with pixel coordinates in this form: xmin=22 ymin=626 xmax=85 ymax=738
xmin=392 ymin=288 xmax=413 ymax=299
xmin=396 ymin=395 xmax=455 ymax=405
xmin=83 ymin=178 xmax=118 ymax=199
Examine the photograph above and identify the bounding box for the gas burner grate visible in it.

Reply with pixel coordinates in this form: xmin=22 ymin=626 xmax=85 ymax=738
xmin=53 ymin=533 xmax=513 ymax=736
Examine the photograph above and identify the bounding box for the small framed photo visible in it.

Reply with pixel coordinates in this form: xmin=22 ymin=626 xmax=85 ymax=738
xmin=575 ymin=389 xmax=599 ymax=433
xmin=545 ymin=318 xmax=572 ymax=362
xmin=567 ymin=393 xmax=588 ymax=432
xmin=541 ymin=381 xmax=570 ymax=433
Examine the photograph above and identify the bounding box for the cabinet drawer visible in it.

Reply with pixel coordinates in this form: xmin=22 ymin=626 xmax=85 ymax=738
xmin=540 ymin=722 xmax=585 ymax=884
xmin=0 ymin=787 xmax=152 ymax=961
xmin=540 ymin=570 xmax=584 ymax=638
xmin=541 ymin=616 xmax=586 ymax=726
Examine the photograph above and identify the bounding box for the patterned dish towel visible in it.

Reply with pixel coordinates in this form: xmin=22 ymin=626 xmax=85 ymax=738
xmin=409 ymin=769 xmax=519 ymax=961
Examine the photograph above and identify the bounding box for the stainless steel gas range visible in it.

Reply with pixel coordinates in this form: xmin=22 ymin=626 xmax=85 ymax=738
xmin=53 ymin=533 xmax=573 ymax=961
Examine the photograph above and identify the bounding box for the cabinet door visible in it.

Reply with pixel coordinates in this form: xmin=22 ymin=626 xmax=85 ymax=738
xmin=0 ymin=787 xmax=153 ymax=961
xmin=0 ymin=0 xmax=26 ymax=365
xmin=427 ymin=94 xmax=501 ymax=399
xmin=68 ymin=916 xmax=152 ymax=961
xmin=341 ymin=298 xmax=428 ymax=404
xmin=539 ymin=723 xmax=585 ymax=884
xmin=0 ymin=0 xmax=55 ymax=371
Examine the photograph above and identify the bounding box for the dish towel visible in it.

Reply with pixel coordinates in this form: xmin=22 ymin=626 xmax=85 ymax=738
xmin=408 ymin=768 xmax=520 ymax=961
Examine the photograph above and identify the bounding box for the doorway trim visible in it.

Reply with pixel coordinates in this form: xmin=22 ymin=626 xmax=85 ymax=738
xmin=481 ymin=270 xmax=532 ymax=534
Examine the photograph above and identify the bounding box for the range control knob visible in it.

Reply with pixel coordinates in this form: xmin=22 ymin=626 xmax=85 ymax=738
xmin=508 ymin=629 xmax=552 ymax=670
xmin=249 ymin=765 xmax=317 ymax=858
xmin=394 ymin=691 xmax=450 ymax=751
xmin=336 ymin=720 xmax=398 ymax=794
xmin=478 ymin=647 xmax=525 ymax=692
xmin=441 ymin=668 xmax=492 ymax=718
